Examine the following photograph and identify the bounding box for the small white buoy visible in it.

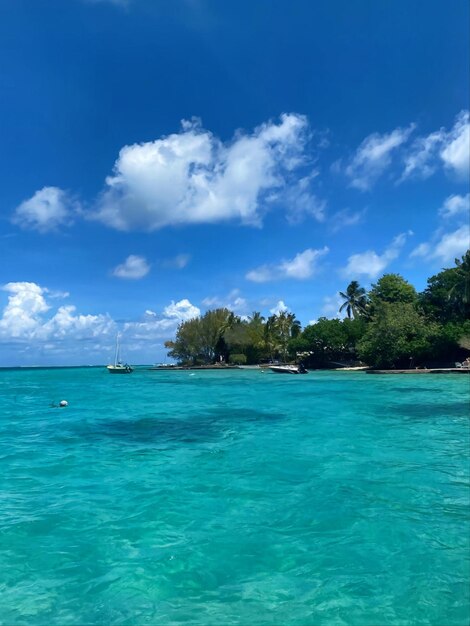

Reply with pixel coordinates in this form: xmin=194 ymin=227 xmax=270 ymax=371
xmin=59 ymin=400 xmax=68 ymax=407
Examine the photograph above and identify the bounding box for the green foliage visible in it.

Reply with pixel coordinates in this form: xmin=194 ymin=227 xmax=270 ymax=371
xmin=299 ymin=318 xmax=351 ymax=364
xmin=357 ymin=302 xmax=438 ymax=369
xmin=229 ymin=353 xmax=247 ymax=365
xmin=165 ymin=252 xmax=470 ymax=368
xmin=166 ymin=308 xmax=233 ymax=364
xmin=369 ymin=274 xmax=418 ymax=307
xmin=339 ymin=280 xmax=368 ymax=318
xmin=421 ymin=251 xmax=470 ymax=322
xmin=342 ymin=317 xmax=367 ymax=345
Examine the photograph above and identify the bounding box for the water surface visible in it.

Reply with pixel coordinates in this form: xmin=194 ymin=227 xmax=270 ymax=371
xmin=0 ymin=368 xmax=469 ymax=625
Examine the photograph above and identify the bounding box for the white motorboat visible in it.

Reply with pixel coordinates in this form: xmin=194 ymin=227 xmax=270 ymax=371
xmin=269 ymin=363 xmax=308 ymax=375
xmin=107 ymin=334 xmax=133 ymax=374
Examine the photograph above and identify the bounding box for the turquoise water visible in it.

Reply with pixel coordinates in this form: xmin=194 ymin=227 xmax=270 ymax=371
xmin=0 ymin=367 xmax=469 ymax=625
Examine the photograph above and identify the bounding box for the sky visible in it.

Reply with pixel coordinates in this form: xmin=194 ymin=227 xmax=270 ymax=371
xmin=0 ymin=0 xmax=469 ymax=366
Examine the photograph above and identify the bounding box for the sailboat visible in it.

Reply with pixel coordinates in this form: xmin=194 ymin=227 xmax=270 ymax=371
xmin=107 ymin=334 xmax=133 ymax=374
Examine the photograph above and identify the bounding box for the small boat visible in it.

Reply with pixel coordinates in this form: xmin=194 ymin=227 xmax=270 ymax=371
xmin=269 ymin=363 xmax=308 ymax=375
xmin=107 ymin=334 xmax=133 ymax=374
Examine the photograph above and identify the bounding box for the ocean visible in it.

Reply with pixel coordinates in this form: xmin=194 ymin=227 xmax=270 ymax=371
xmin=0 ymin=367 xmax=469 ymax=625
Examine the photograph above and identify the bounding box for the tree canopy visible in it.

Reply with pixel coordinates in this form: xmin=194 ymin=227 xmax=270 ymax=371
xmin=165 ymin=252 xmax=470 ymax=369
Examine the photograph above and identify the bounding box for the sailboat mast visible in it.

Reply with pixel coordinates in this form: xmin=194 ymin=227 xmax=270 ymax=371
xmin=114 ymin=334 xmax=120 ymax=366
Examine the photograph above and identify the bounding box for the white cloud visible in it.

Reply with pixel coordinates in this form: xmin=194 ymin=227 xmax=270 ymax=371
xmin=440 ymin=110 xmax=470 ymax=178
xmin=412 ymin=225 xmax=470 ymax=264
xmin=330 ymin=207 xmax=366 ymax=232
xmin=163 ymin=299 xmax=200 ymax=321
xmin=432 ymin=226 xmax=470 ymax=262
xmin=411 ymin=192 xmax=470 ymax=264
xmin=342 ymin=232 xmax=411 ymax=279
xmin=0 ymin=283 xmax=204 ymax=361
xmin=123 ymin=299 xmax=201 ymax=341
xmin=161 ymin=254 xmax=191 ymax=269
xmin=0 ymin=282 xmax=114 ymax=341
xmin=0 ymin=282 xmax=50 ymax=338
xmin=246 ymin=247 xmax=328 ymax=283
xmin=112 ymin=255 xmax=150 ymax=279
xmin=401 ymin=110 xmax=470 ymax=181
xmin=439 ymin=193 xmax=470 ymax=219
xmin=245 ymin=265 xmax=275 ymax=284
xmin=40 ymin=306 xmax=114 ymax=340
xmin=321 ymin=293 xmax=345 ymax=318
xmin=201 ymin=289 xmax=248 ymax=314
xmin=400 ymin=130 xmax=445 ymax=181
xmin=91 ymin=114 xmax=309 ymax=231
xmin=282 ymin=173 xmax=326 ymax=224
xmin=269 ymin=300 xmax=289 ymax=315
xmin=345 ymin=125 xmax=415 ymax=190
xmin=12 ymin=187 xmax=79 ymax=233
xmin=410 ymin=242 xmax=430 ymax=258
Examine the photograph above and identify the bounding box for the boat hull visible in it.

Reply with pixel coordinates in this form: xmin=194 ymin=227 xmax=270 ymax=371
xmin=269 ymin=365 xmax=308 ymax=374
xmin=107 ymin=365 xmax=133 ymax=374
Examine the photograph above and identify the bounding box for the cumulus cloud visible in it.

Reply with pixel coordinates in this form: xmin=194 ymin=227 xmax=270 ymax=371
xmin=269 ymin=300 xmax=289 ymax=315
xmin=12 ymin=187 xmax=79 ymax=233
xmin=163 ymin=299 xmax=200 ymax=321
xmin=122 ymin=300 xmax=200 ymax=341
xmin=112 ymin=255 xmax=150 ymax=279
xmin=0 ymin=282 xmax=50 ymax=338
xmin=342 ymin=232 xmax=411 ymax=279
xmin=345 ymin=125 xmax=415 ymax=190
xmin=0 ymin=282 xmax=203 ymax=362
xmin=0 ymin=282 xmax=114 ymax=341
xmin=439 ymin=193 xmax=470 ymax=219
xmin=246 ymin=247 xmax=328 ymax=283
xmin=401 ymin=110 xmax=470 ymax=181
xmin=91 ymin=114 xmax=309 ymax=231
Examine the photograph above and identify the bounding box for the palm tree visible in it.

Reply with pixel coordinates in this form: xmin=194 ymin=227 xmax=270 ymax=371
xmin=249 ymin=311 xmax=265 ymax=324
xmin=339 ymin=281 xmax=368 ymax=319
xmin=264 ymin=315 xmax=281 ymax=360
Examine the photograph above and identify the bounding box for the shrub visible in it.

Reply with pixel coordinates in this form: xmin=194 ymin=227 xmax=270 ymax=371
xmin=229 ymin=353 xmax=247 ymax=365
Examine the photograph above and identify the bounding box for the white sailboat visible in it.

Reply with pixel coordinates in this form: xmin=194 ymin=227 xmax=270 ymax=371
xmin=107 ymin=334 xmax=133 ymax=374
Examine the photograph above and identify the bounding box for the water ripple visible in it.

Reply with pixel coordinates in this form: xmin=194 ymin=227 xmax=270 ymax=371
xmin=0 ymin=368 xmax=468 ymax=625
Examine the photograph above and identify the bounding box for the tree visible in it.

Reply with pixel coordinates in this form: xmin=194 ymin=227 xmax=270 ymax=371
xmin=420 ymin=251 xmax=470 ymax=323
xmin=369 ymin=274 xmax=418 ymax=308
xmin=298 ymin=318 xmax=350 ymax=364
xmin=166 ymin=308 xmax=233 ymax=364
xmin=223 ymin=319 xmax=251 ymax=357
xmin=357 ymin=302 xmax=438 ymax=369
xmin=199 ymin=308 xmax=234 ymax=362
xmin=339 ymin=280 xmax=368 ymax=318
xmin=448 ymin=251 xmax=470 ymax=317
xmin=165 ymin=318 xmax=205 ymax=364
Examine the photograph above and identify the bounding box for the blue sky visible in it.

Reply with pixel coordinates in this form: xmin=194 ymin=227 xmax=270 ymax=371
xmin=0 ymin=0 xmax=469 ymax=366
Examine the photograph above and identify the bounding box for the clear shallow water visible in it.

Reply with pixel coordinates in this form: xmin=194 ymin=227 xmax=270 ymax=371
xmin=0 ymin=367 xmax=469 ymax=626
